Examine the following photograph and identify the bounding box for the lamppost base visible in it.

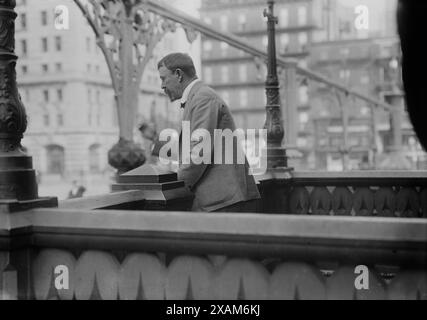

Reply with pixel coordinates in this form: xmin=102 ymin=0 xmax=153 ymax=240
xmin=0 ymin=155 xmax=58 ymax=213
xmin=256 ymin=147 xmax=294 ymax=183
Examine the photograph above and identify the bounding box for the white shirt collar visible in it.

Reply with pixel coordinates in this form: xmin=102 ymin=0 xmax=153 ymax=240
xmin=180 ymin=79 xmax=200 ymax=105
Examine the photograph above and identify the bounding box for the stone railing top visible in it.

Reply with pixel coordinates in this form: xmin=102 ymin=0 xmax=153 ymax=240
xmin=59 ymin=190 xmax=146 ymax=210
xmin=290 ymin=170 xmax=427 ymax=186
xmin=1 ymin=207 xmax=426 ymax=265
xmin=293 ymin=171 xmax=427 ymax=179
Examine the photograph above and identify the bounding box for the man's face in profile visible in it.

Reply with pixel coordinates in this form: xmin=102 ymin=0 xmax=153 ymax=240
xmin=159 ymin=65 xmax=183 ymax=102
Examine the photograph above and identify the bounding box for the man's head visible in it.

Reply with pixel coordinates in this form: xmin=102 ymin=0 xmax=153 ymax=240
xmin=157 ymin=53 xmax=197 ymax=102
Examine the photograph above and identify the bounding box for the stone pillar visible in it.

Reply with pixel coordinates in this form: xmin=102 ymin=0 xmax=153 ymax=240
xmin=0 ymin=1 xmax=57 ymax=211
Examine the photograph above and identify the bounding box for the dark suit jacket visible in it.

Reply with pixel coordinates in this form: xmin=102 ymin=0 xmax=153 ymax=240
xmin=178 ymin=81 xmax=261 ymax=212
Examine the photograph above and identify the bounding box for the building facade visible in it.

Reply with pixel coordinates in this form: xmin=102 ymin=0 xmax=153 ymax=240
xmin=200 ymin=0 xmax=425 ymax=170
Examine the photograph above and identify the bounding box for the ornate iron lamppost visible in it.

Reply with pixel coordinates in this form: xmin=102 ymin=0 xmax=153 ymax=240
xmin=0 ymin=0 xmax=57 ymax=210
xmin=263 ymin=0 xmax=292 ymax=173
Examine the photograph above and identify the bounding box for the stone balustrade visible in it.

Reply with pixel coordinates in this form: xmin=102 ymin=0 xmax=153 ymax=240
xmin=1 ymin=206 xmax=426 ymax=300
xmin=259 ymin=171 xmax=427 ymax=217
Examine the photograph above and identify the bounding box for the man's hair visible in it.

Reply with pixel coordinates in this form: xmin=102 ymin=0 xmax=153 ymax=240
xmin=157 ymin=53 xmax=197 ymax=78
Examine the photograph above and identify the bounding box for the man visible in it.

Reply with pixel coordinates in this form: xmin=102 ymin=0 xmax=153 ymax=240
xmin=157 ymin=53 xmax=261 ymax=212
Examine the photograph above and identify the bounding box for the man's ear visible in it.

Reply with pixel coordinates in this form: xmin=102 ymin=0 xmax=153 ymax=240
xmin=174 ymin=68 xmax=184 ymax=82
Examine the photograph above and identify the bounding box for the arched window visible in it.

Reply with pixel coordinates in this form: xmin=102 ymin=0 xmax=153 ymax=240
xmin=46 ymin=145 xmax=65 ymax=175
xmin=89 ymin=144 xmax=101 ymax=173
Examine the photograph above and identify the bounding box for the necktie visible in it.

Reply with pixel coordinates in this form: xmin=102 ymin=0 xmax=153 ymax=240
xmin=180 ymin=102 xmax=186 ymax=109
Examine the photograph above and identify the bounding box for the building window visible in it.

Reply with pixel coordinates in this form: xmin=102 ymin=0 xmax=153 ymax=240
xmin=299 ymin=111 xmax=309 ymax=124
xmin=55 ymin=36 xmax=62 ymax=51
xmin=21 ymin=39 xmax=27 ymax=56
xmin=57 ymin=114 xmax=64 ymax=126
xmin=41 ymin=11 xmax=48 ymax=26
xmin=55 ymin=63 xmax=62 ymax=72
xmin=21 ymin=65 xmax=28 ymax=74
xmin=88 ymin=88 xmax=92 ymax=104
xmin=238 ymin=14 xmax=246 ymax=31
xmin=87 ymin=64 xmax=92 ymax=73
xmin=89 ymin=144 xmax=101 ymax=173
xmin=203 ymin=41 xmax=213 ymax=52
xmin=220 ymin=42 xmax=229 ymax=57
xmin=46 ymin=145 xmax=65 ymax=175
xmin=297 ymin=6 xmax=307 ymax=26
xmin=222 ymin=91 xmax=230 ymax=106
xmin=339 ymin=69 xmax=351 ymax=81
xmin=299 ymin=60 xmax=308 ymax=69
xmin=42 ymin=64 xmax=48 ymax=73
xmin=20 ymin=13 xmax=27 ymax=30
xmin=43 ymin=89 xmax=49 ymax=102
xmin=57 ymin=88 xmax=63 ymax=101
xmin=221 ymin=66 xmax=228 ymax=83
xmin=204 ymin=67 xmax=212 ymax=83
xmin=41 ymin=37 xmax=48 ymax=52
xmin=240 ymin=90 xmax=248 ymax=108
xmin=262 ymin=36 xmax=268 ymax=48
xmin=298 ymin=32 xmax=308 ymax=50
xmin=360 ymin=75 xmax=370 ymax=84
xmin=280 ymin=34 xmax=289 ymax=54
xmin=220 ymin=15 xmax=228 ymax=31
xmin=43 ymin=114 xmax=50 ymax=126
xmin=239 ymin=64 xmax=247 ymax=82
xmin=279 ymin=8 xmax=289 ymax=28
xmin=297 ymin=137 xmax=308 ymax=148
xmin=360 ymin=106 xmax=370 ymax=116
xmin=86 ymin=37 xmax=91 ymax=52
xmin=299 ymin=86 xmax=308 ymax=105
